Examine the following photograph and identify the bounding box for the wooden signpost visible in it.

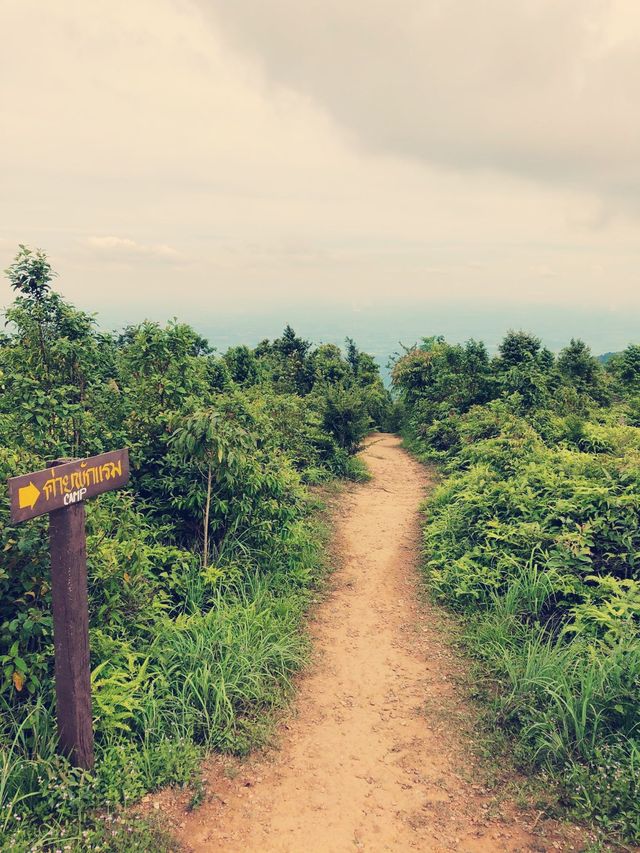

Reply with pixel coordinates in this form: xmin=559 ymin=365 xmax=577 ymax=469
xmin=7 ymin=449 xmax=130 ymax=770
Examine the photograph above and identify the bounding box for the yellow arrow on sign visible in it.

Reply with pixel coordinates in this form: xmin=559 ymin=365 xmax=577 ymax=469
xmin=18 ymin=481 xmax=40 ymax=510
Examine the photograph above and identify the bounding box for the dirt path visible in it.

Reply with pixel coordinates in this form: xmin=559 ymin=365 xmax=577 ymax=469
xmin=173 ymin=434 xmax=587 ymax=852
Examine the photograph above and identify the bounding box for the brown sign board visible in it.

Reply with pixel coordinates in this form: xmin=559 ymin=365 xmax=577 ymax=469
xmin=8 ymin=449 xmax=130 ymax=524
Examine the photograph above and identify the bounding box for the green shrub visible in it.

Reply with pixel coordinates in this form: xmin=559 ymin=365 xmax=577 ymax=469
xmin=0 ymin=246 xmax=383 ymax=848
xmin=399 ymin=330 xmax=640 ymax=841
xmin=317 ymin=384 xmax=371 ymax=454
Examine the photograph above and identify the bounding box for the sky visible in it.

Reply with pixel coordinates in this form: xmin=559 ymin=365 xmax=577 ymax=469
xmin=1 ymin=0 xmax=640 ymax=352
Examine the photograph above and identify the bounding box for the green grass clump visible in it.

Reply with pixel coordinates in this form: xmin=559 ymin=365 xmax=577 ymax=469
xmin=0 ymin=537 xmax=327 ymax=849
xmin=1 ymin=572 xmax=319 ymax=849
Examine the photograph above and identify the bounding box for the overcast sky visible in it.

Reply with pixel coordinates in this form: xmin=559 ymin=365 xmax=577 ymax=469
xmin=1 ymin=0 xmax=639 ymax=324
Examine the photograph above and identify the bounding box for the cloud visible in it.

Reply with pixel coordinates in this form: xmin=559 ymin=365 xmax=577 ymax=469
xmin=86 ymin=236 xmax=182 ymax=263
xmin=1 ymin=0 xmax=639 ymax=320
xmin=530 ymin=264 xmax=557 ymax=279
xmin=197 ymin=0 xmax=640 ymax=206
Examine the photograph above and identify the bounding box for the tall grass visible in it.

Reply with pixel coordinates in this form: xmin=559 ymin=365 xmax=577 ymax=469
xmin=151 ymin=581 xmax=308 ymax=750
xmin=1 ymin=540 xmax=323 ymax=849
xmin=459 ymin=595 xmax=640 ymax=838
xmin=1 ymin=703 xmax=47 ymax=833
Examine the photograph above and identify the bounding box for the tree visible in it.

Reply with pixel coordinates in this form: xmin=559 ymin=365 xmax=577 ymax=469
xmin=462 ymin=339 xmax=494 ymax=405
xmin=269 ymin=325 xmax=313 ymax=394
xmin=2 ymin=245 xmax=114 ymax=456
xmin=345 ymin=337 xmax=359 ymax=375
xmin=320 ymin=385 xmax=370 ymax=453
xmin=345 ymin=338 xmax=380 ymax=387
xmin=615 ymin=344 xmax=640 ymax=392
xmin=311 ymin=343 xmax=348 ymax=385
xmin=392 ymin=337 xmax=493 ymax=415
xmin=493 ymin=331 xmax=555 ymax=412
xmin=115 ymin=320 xmax=213 ymax=498
xmin=274 ymin=324 xmax=311 ymax=361
xmin=224 ymin=345 xmax=259 ymax=386
xmin=5 ymin=244 xmax=55 ymax=298
xmin=170 ymin=405 xmax=253 ymax=567
xmin=558 ymin=339 xmax=603 ymax=393
xmin=496 ymin=330 xmax=543 ymax=368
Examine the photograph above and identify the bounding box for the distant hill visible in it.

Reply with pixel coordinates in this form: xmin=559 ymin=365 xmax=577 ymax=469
xmin=598 ymin=351 xmax=620 ymax=364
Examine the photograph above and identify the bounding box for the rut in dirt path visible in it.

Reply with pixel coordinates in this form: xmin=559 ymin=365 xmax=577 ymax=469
xmin=175 ymin=434 xmax=583 ymax=853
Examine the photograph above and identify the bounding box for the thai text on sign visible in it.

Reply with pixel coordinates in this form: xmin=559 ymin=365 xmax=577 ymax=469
xmin=8 ymin=449 xmax=130 ymax=523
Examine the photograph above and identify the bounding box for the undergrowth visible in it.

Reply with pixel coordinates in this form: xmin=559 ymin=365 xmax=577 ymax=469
xmin=2 ymin=504 xmax=336 ymax=852
xmin=0 ymin=247 xmax=386 ymax=851
xmin=394 ymin=333 xmax=640 ymax=843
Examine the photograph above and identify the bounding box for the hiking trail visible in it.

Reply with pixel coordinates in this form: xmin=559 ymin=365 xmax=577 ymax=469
xmin=169 ymin=433 xmax=585 ymax=852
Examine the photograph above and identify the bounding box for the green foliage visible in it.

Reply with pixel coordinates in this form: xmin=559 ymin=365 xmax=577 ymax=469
xmin=5 ymin=244 xmax=55 ymax=298
xmin=391 ymin=336 xmax=494 ymax=417
xmin=318 ymin=384 xmax=371 ymax=454
xmin=0 ymin=245 xmax=384 ymax=848
xmin=608 ymin=344 xmax=640 ymax=394
xmin=496 ymin=330 xmax=546 ymax=368
xmin=558 ymin=339 xmax=606 ymax=402
xmin=223 ymin=345 xmax=258 ymax=387
xmin=400 ymin=329 xmax=640 ymax=841
xmin=564 ymin=739 xmax=640 ymax=838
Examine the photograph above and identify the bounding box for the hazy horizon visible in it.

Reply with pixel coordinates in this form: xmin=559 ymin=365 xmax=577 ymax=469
xmin=92 ymin=299 xmax=640 ymax=369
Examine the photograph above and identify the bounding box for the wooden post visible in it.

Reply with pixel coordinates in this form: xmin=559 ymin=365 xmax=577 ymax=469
xmin=48 ymin=493 xmax=94 ymax=770
xmin=7 ymin=448 xmax=130 ymax=770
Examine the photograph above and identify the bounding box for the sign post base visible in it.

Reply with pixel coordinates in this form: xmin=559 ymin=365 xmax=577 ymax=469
xmin=49 ymin=502 xmax=94 ymax=771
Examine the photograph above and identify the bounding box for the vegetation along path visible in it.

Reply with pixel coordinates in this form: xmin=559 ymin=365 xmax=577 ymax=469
xmin=173 ymin=434 xmax=583 ymax=852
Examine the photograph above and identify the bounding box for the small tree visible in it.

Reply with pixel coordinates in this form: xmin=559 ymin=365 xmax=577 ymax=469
xmin=171 ymin=410 xmax=222 ymax=568
xmin=224 ymin=345 xmax=259 ymax=386
xmin=270 ymin=326 xmax=313 ymax=394
xmin=311 ymin=343 xmax=349 ymax=385
xmin=558 ymin=338 xmax=603 ymax=395
xmin=2 ymin=245 xmax=112 ymax=456
xmin=496 ymin=330 xmax=543 ymax=368
xmin=616 ymin=344 xmax=640 ymax=392
xmin=170 ymin=406 xmax=253 ymax=567
xmin=319 ymin=384 xmax=370 ymax=454
xmin=5 ymin=244 xmax=55 ymax=298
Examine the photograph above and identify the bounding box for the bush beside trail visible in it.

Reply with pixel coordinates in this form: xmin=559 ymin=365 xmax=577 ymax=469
xmin=0 ymin=246 xmax=392 ymax=850
xmin=393 ymin=332 xmax=640 ymax=842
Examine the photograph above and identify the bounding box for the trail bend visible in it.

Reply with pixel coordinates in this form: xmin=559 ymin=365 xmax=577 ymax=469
xmin=174 ymin=433 xmax=582 ymax=852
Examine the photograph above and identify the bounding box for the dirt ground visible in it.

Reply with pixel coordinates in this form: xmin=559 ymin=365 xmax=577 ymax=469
xmin=164 ymin=434 xmax=595 ymax=852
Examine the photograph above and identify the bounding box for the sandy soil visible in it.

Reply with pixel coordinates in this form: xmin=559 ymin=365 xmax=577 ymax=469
xmin=169 ymin=434 xmax=591 ymax=852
